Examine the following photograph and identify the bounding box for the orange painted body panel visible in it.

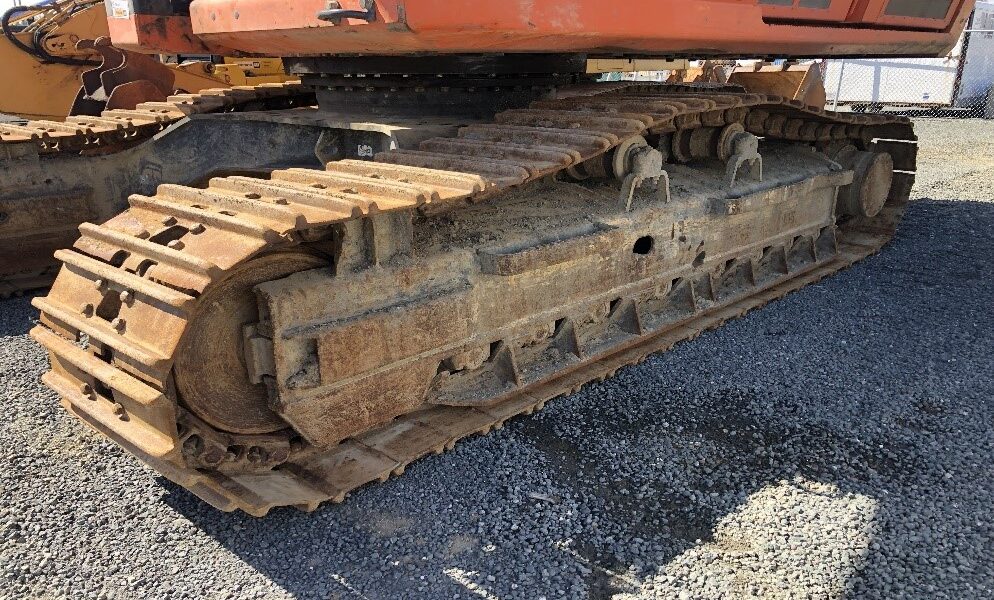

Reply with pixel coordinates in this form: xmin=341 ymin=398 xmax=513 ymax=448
xmin=111 ymin=0 xmax=975 ymax=58
xmin=758 ymin=0 xmax=968 ymax=27
xmin=107 ymin=14 xmax=217 ymax=54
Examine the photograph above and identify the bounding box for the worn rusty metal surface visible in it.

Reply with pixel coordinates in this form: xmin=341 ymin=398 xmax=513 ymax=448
xmin=31 ymin=85 xmax=918 ymax=515
xmin=0 ymin=81 xmax=315 ymax=298
xmin=0 ymin=80 xmax=310 ymax=155
xmin=72 ymin=36 xmax=220 ymax=114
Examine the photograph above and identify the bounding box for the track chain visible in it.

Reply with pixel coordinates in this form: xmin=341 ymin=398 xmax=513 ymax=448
xmin=0 ymin=80 xmax=316 ymax=298
xmin=31 ymin=84 xmax=916 ymax=515
xmin=0 ymin=81 xmax=312 ymax=156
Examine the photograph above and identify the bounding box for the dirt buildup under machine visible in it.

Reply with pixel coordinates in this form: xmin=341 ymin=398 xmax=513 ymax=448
xmin=24 ymin=0 xmax=974 ymax=515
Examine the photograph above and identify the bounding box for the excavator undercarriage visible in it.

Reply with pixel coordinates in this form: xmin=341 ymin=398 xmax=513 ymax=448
xmin=28 ymin=77 xmax=916 ymax=514
xmin=0 ymin=82 xmax=316 ymax=297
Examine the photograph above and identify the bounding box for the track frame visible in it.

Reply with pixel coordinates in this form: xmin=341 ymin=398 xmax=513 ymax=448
xmin=30 ymin=84 xmax=918 ymax=515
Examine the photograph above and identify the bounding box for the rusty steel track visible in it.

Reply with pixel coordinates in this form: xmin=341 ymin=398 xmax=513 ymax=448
xmin=0 ymin=80 xmax=316 ymax=299
xmin=0 ymin=81 xmax=312 ymax=156
xmin=31 ymin=85 xmax=917 ymax=515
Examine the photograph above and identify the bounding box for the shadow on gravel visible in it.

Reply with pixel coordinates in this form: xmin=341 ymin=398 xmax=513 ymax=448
xmin=0 ymin=294 xmax=38 ymax=338
xmin=165 ymin=198 xmax=994 ymax=599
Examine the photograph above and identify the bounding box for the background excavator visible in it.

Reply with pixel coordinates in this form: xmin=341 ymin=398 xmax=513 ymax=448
xmin=670 ymin=60 xmax=828 ymax=109
xmin=0 ymin=0 xmax=290 ymax=120
xmin=21 ymin=0 xmax=976 ymax=515
xmin=0 ymin=0 xmax=305 ymax=296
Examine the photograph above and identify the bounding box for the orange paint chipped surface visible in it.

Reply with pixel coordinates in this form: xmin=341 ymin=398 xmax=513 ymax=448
xmin=107 ymin=0 xmax=975 ymax=58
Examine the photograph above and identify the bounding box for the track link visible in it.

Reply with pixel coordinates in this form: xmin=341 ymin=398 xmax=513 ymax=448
xmin=32 ymin=85 xmax=917 ymax=515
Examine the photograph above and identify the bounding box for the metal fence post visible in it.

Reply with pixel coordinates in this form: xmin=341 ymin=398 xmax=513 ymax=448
xmin=832 ymin=59 xmax=846 ymax=112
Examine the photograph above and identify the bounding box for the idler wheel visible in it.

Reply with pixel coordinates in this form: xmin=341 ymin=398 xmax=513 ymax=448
xmin=174 ymin=252 xmax=326 ymax=435
xmin=611 ymin=136 xmax=650 ymax=178
xmin=835 ymin=149 xmax=894 ymax=218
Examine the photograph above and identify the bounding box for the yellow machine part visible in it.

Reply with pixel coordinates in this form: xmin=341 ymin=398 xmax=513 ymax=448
xmin=728 ymin=64 xmax=828 ymax=109
xmin=0 ymin=49 xmax=291 ymax=121
xmin=586 ymin=58 xmax=689 ymax=74
xmin=0 ymin=3 xmax=109 ymax=120
xmin=168 ymin=57 xmax=293 ymax=89
xmin=670 ymin=61 xmax=828 ymax=109
xmin=0 ymin=0 xmax=292 ymax=120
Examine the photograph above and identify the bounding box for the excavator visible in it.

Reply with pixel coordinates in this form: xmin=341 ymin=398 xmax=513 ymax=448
xmin=0 ymin=0 xmax=290 ymax=120
xmin=0 ymin=0 xmax=303 ymax=296
xmin=24 ymin=0 xmax=974 ymax=515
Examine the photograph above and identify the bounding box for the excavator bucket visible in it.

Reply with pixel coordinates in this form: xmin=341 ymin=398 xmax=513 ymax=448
xmin=728 ymin=64 xmax=829 ymax=110
xmin=70 ymin=37 xmax=176 ymax=115
xmin=670 ymin=62 xmax=828 ymax=110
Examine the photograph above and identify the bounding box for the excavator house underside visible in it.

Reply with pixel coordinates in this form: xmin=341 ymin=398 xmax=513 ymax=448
xmin=106 ymin=0 xmax=972 ymax=57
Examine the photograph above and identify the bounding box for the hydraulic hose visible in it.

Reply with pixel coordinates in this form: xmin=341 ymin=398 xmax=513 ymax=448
xmin=3 ymin=0 xmax=99 ymax=66
xmin=2 ymin=5 xmax=43 ymax=58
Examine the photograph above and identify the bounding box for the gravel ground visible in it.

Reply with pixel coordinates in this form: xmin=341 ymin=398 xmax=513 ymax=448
xmin=2 ymin=118 xmax=993 ymax=600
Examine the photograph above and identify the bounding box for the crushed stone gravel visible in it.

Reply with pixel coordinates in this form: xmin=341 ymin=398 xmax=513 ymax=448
xmin=1 ymin=118 xmax=992 ymax=600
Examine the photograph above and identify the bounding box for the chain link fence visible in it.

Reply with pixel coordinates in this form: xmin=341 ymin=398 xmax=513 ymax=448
xmin=823 ymin=31 xmax=994 ymax=118
xmin=602 ymin=26 xmax=994 ymax=121
xmin=605 ymin=5 xmax=994 ymax=120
